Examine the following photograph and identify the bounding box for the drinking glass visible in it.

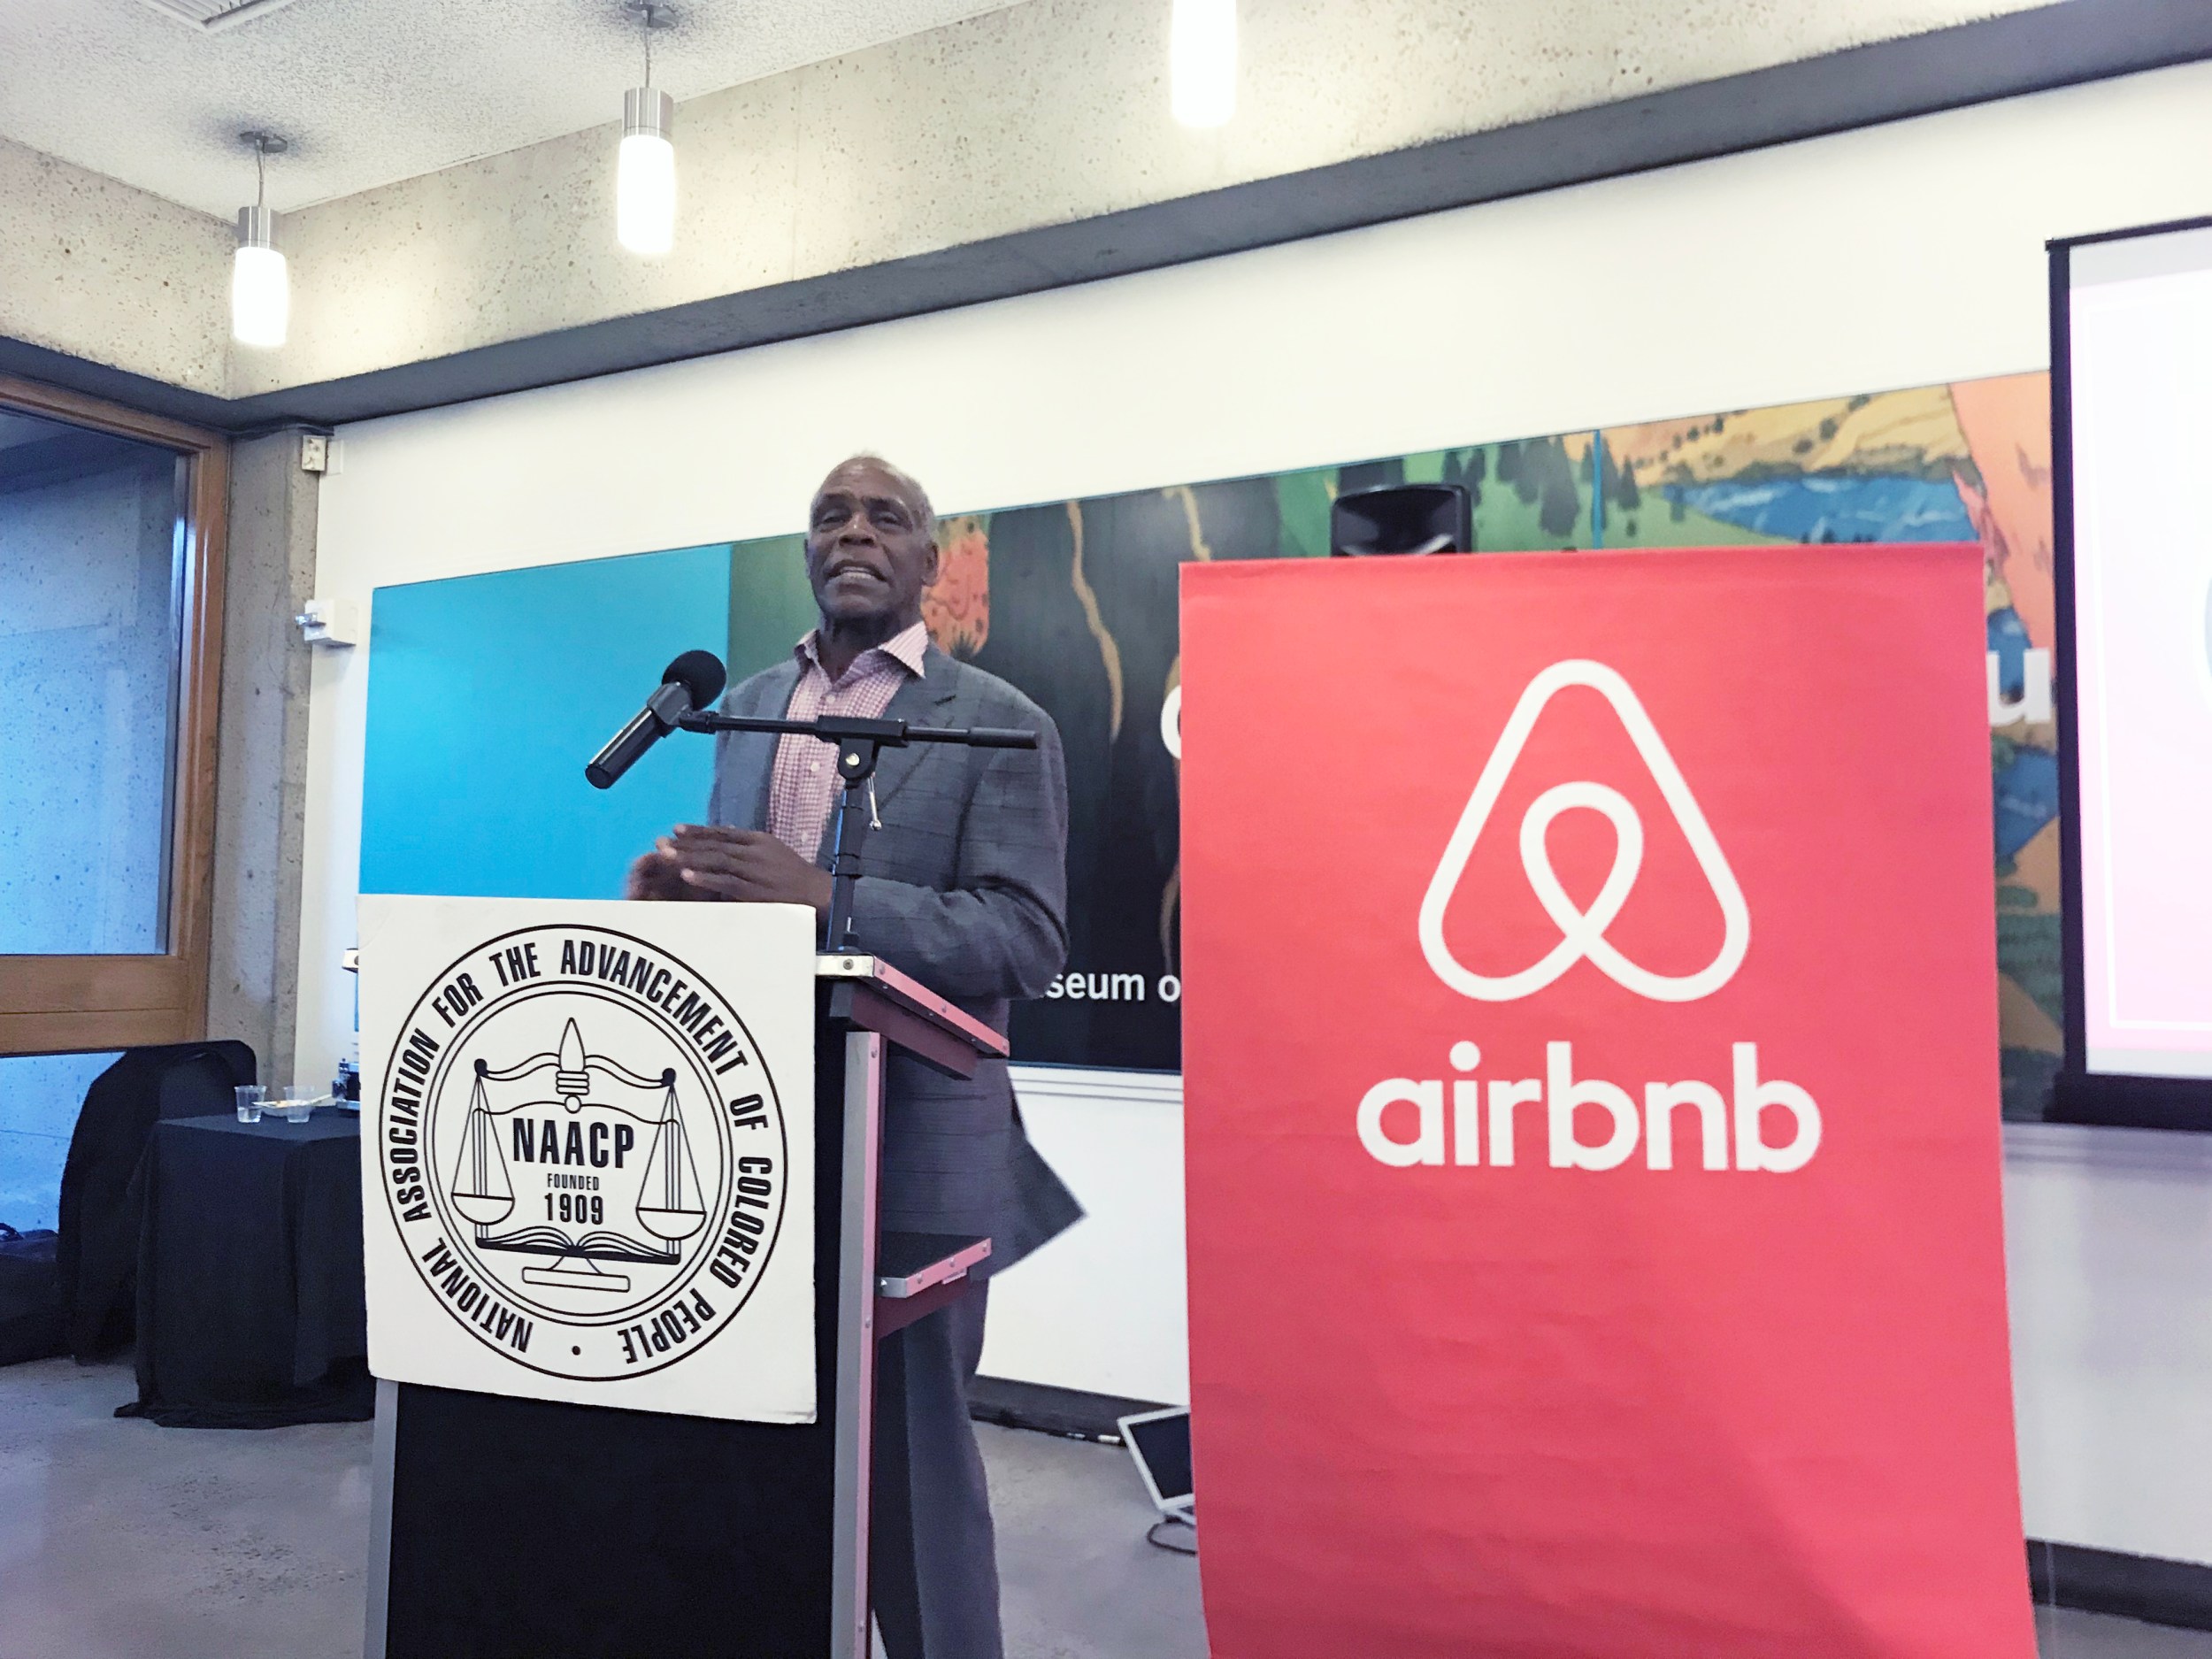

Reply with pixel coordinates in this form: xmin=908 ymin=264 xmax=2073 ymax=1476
xmin=268 ymin=1083 xmax=329 ymax=1123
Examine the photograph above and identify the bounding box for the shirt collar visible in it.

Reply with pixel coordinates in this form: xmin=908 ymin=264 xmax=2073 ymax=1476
xmin=795 ymin=619 xmax=930 ymax=680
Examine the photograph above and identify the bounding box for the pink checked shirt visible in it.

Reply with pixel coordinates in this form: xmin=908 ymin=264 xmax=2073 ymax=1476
xmin=766 ymin=621 xmax=930 ymax=860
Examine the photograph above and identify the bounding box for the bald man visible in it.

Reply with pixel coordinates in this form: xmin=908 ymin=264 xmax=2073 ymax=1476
xmin=630 ymin=456 xmax=1080 ymax=1658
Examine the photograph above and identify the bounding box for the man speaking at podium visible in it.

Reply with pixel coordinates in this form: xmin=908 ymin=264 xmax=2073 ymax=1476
xmin=627 ymin=455 xmax=1081 ymax=1659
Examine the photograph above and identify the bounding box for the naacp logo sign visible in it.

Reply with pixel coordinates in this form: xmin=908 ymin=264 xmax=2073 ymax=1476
xmin=1417 ymin=660 xmax=1750 ymax=1003
xmin=376 ymin=923 xmax=789 ymax=1382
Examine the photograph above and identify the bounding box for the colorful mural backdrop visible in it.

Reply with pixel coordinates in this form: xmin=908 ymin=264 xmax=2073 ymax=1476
xmin=739 ymin=373 xmax=2056 ymax=1110
xmin=365 ymin=372 xmax=2058 ymax=1114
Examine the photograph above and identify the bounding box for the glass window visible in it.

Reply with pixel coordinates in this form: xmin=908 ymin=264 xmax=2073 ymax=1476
xmin=0 ymin=411 xmax=187 ymax=956
xmin=0 ymin=1050 xmax=116 ymax=1232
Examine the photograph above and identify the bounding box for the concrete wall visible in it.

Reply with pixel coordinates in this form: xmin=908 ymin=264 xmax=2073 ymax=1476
xmin=242 ymin=0 xmax=2054 ymax=396
xmin=2008 ymin=1125 xmax=2212 ymax=1564
xmin=204 ymin=432 xmax=319 ymax=1081
xmin=3 ymin=0 xmax=2056 ymax=405
xmin=299 ymin=63 xmax=2212 ymax=1558
xmin=0 ymin=136 xmax=230 ymax=397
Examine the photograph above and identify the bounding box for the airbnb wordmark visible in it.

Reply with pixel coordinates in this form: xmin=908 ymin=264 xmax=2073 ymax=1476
xmin=1357 ymin=1041 xmax=1820 ymax=1173
xmin=1376 ymin=661 xmax=1818 ymax=1175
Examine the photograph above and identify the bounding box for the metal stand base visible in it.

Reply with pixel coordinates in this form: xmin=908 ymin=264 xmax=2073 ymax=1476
xmin=830 ymin=1029 xmax=882 ymax=1659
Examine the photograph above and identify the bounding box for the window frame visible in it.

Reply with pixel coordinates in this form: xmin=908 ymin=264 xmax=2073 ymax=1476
xmin=0 ymin=375 xmax=230 ymax=1056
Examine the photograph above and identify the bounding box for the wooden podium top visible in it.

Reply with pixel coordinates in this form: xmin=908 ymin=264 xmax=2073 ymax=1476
xmin=814 ymin=952 xmax=1008 ymax=1078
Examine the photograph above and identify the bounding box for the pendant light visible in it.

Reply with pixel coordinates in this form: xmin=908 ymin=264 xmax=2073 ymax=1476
xmin=1170 ymin=0 xmax=1236 ymax=128
xmin=232 ymin=131 xmax=289 ymax=349
xmin=618 ymin=2 xmax=677 ymax=256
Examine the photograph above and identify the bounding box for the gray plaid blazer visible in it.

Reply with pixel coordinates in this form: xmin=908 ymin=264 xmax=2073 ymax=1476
xmin=706 ymin=643 xmax=1083 ymax=1271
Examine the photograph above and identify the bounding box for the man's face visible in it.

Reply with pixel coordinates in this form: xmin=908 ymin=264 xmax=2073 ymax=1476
xmin=804 ymin=460 xmax=939 ymax=629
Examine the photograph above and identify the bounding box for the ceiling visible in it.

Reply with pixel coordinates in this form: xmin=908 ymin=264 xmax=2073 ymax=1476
xmin=0 ymin=0 xmax=1030 ymax=219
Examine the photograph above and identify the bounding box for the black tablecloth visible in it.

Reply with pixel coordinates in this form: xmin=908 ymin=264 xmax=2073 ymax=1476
xmin=121 ymin=1110 xmax=373 ymax=1428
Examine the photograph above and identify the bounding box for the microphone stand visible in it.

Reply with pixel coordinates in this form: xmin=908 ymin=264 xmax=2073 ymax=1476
xmin=676 ymin=711 xmax=1038 ymax=952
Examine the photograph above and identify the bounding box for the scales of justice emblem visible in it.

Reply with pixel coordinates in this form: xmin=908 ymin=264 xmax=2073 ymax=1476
xmin=380 ymin=924 xmax=787 ymax=1383
xmin=451 ymin=1018 xmax=706 ymax=1296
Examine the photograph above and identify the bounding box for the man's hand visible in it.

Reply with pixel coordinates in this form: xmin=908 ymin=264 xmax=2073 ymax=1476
xmin=666 ymin=825 xmax=834 ymax=916
xmin=626 ymin=844 xmax=695 ymax=902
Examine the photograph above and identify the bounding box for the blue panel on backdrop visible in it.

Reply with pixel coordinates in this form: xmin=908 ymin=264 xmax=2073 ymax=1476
xmin=362 ymin=545 xmax=732 ymax=899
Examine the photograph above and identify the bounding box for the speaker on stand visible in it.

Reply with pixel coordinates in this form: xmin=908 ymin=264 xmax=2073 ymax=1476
xmin=1330 ymin=483 xmax=1473 ymax=557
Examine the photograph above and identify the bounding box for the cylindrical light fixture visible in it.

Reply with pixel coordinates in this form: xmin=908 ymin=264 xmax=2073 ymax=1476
xmin=231 ymin=132 xmax=289 ymax=349
xmin=618 ymin=3 xmax=677 ymax=256
xmin=1170 ymin=0 xmax=1236 ymax=128
xmin=618 ymin=88 xmax=676 ymax=255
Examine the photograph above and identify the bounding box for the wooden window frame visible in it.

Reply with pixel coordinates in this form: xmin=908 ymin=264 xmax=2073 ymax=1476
xmin=0 ymin=375 xmax=229 ymax=1056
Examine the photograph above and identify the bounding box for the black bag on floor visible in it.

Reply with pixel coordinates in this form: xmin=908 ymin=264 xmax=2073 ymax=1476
xmin=0 ymin=1223 xmax=64 ymax=1366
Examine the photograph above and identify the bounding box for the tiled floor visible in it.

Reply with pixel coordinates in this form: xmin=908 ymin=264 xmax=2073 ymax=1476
xmin=0 ymin=1356 xmax=2203 ymax=1658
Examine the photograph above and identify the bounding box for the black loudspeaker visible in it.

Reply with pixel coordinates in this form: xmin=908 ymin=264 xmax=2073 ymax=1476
xmin=1330 ymin=483 xmax=1473 ymax=557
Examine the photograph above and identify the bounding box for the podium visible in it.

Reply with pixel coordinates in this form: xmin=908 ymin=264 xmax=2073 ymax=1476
xmin=361 ymin=949 xmax=1006 ymax=1659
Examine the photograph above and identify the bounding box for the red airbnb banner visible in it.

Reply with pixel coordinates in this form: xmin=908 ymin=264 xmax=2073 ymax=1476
xmin=1180 ymin=545 xmax=2031 ymax=1659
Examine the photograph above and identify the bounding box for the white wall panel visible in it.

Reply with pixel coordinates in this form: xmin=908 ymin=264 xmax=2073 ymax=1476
xmin=984 ymin=1070 xmax=1189 ymax=1405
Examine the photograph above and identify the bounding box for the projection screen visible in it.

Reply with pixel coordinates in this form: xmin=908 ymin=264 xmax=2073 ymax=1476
xmin=2057 ymin=217 xmax=2212 ymax=1113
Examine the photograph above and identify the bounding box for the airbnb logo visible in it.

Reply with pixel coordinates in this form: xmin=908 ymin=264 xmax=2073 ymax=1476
xmin=1417 ymin=660 xmax=1749 ymax=1003
xmin=1373 ymin=662 xmax=1817 ymax=1175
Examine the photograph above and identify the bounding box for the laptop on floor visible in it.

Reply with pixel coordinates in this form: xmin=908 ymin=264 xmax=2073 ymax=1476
xmin=1117 ymin=1405 xmax=1193 ymax=1523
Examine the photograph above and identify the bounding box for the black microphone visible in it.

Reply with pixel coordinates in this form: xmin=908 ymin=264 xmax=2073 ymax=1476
xmin=941 ymin=727 xmax=1037 ymax=749
xmin=586 ymin=650 xmax=727 ymax=789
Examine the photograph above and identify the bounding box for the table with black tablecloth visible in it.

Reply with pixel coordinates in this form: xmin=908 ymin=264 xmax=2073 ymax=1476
xmin=121 ymin=1110 xmax=373 ymax=1428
